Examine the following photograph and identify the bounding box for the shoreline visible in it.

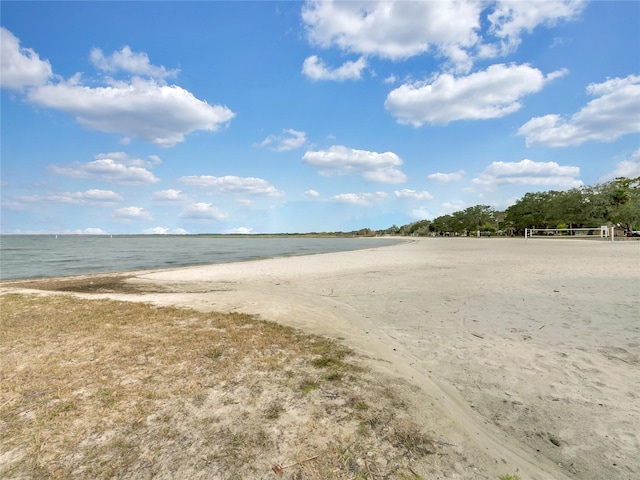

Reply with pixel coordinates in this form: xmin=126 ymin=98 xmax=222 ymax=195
xmin=0 ymin=235 xmax=407 ymax=282
xmin=3 ymin=237 xmax=639 ymax=478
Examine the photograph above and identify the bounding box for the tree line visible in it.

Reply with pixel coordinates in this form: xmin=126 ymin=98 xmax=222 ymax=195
xmin=375 ymin=176 xmax=640 ymax=237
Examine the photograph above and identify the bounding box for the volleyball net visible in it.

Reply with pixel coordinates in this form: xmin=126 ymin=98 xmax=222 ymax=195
xmin=524 ymin=226 xmax=613 ymax=240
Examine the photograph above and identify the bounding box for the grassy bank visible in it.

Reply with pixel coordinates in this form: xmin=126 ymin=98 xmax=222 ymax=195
xmin=1 ymin=292 xmax=439 ymax=479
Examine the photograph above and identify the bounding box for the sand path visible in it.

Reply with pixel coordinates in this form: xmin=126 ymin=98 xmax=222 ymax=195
xmin=89 ymin=238 xmax=638 ymax=479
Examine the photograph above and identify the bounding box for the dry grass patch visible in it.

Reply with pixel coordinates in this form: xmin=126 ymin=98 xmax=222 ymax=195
xmin=1 ymin=292 xmax=442 ymax=479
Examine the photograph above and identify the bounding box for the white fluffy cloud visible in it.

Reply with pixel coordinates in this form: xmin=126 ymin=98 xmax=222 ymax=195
xmin=225 ymin=227 xmax=254 ymax=234
xmin=142 ymin=227 xmax=189 ymax=235
xmin=151 ymin=189 xmax=187 ymax=202
xmin=385 ymin=64 xmax=566 ymax=126
xmin=301 ymin=1 xmax=584 ymax=69
xmin=259 ymin=129 xmax=307 ymax=151
xmin=90 ymin=46 xmax=180 ymax=80
xmin=179 ymin=175 xmax=285 ymax=197
xmin=49 ymin=152 xmax=160 ymax=185
xmin=302 ymin=55 xmax=367 ymax=81
xmin=112 ymin=206 xmax=153 ymax=223
xmin=28 ymin=77 xmax=235 ymax=147
xmin=471 ymin=159 xmax=583 ymax=190
xmin=95 ymin=151 xmax=161 ymax=168
xmin=302 ymin=0 xmax=481 ymax=62
xmin=180 ymin=202 xmax=228 ymax=222
xmin=599 ymin=149 xmax=640 ymax=182
xmin=15 ymin=189 xmax=123 ymax=206
xmin=486 ymin=0 xmax=586 ymax=56
xmin=394 ymin=189 xmax=433 ymax=201
xmin=330 ymin=192 xmax=388 ymax=207
xmin=0 ymin=27 xmax=53 ymax=90
xmin=2 ymin=32 xmax=235 ymax=147
xmin=428 ymin=170 xmax=466 ymax=182
xmin=518 ymin=74 xmax=640 ymax=147
xmin=303 ymin=189 xmax=320 ymax=198
xmin=302 ymin=145 xmax=407 ymax=184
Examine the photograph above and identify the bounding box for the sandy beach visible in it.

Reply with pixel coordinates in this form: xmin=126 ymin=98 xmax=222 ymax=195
xmin=3 ymin=237 xmax=639 ymax=479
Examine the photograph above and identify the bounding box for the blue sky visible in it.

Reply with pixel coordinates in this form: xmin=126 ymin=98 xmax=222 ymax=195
xmin=1 ymin=1 xmax=639 ymax=234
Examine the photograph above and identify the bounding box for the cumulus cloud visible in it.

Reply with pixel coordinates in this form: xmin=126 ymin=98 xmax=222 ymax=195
xmin=95 ymin=151 xmax=161 ymax=168
xmin=385 ymin=64 xmax=566 ymax=126
xmin=179 ymin=175 xmax=284 ymax=197
xmin=471 ymin=159 xmax=583 ymax=190
xmin=330 ymin=192 xmax=388 ymax=207
xmin=3 ymin=33 xmax=234 ymax=146
xmin=180 ymin=202 xmax=228 ymax=222
xmin=486 ymin=0 xmax=586 ymax=56
xmin=28 ymin=77 xmax=235 ymax=147
xmin=258 ymin=129 xmax=307 ymax=151
xmin=225 ymin=227 xmax=254 ymax=234
xmin=303 ymin=189 xmax=320 ymax=198
xmin=302 ymin=0 xmax=481 ymax=63
xmin=302 ymin=145 xmax=407 ymax=184
xmin=90 ymin=46 xmax=179 ymax=80
xmin=112 ymin=206 xmax=153 ymax=223
xmin=15 ymin=189 xmax=123 ymax=206
xmin=63 ymin=189 xmax=123 ymax=204
xmin=599 ymin=149 xmax=640 ymax=182
xmin=518 ymin=74 xmax=640 ymax=147
xmin=301 ymin=1 xmax=584 ymax=70
xmin=151 ymin=189 xmax=187 ymax=202
xmin=0 ymin=27 xmax=53 ymax=90
xmin=302 ymin=55 xmax=366 ymax=81
xmin=142 ymin=227 xmax=189 ymax=234
xmin=428 ymin=170 xmax=465 ymax=182
xmin=394 ymin=189 xmax=433 ymax=200
xmin=49 ymin=152 xmax=160 ymax=185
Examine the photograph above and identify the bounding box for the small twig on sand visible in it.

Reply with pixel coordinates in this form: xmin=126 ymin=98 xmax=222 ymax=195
xmin=539 ymin=324 xmax=546 ymax=330
xmin=471 ymin=332 xmax=484 ymax=339
xmin=366 ymin=460 xmax=377 ymax=479
xmin=282 ymin=455 xmax=319 ymax=469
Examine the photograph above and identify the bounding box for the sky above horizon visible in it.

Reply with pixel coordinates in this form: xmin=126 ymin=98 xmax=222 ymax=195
xmin=1 ymin=0 xmax=639 ymax=234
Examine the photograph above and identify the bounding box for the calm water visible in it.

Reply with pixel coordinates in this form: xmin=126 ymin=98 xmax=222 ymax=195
xmin=0 ymin=235 xmax=401 ymax=281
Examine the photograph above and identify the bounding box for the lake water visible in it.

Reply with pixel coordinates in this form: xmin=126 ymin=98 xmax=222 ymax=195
xmin=0 ymin=235 xmax=401 ymax=280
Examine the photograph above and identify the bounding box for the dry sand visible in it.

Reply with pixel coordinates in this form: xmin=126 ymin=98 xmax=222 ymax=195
xmin=5 ymin=237 xmax=639 ymax=479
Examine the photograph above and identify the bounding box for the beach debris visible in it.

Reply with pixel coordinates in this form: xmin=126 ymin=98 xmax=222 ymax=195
xmin=471 ymin=333 xmax=484 ymax=339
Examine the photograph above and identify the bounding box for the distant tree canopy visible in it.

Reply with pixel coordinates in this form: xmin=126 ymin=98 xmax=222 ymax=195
xmin=377 ymin=177 xmax=640 ymax=236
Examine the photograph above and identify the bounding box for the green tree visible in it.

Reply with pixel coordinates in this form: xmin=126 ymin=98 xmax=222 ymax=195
xmin=602 ymin=177 xmax=640 ymax=231
xmin=505 ymin=192 xmax=549 ymax=230
xmin=391 ymin=176 xmax=639 ymax=237
xmin=460 ymin=205 xmax=495 ymax=232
